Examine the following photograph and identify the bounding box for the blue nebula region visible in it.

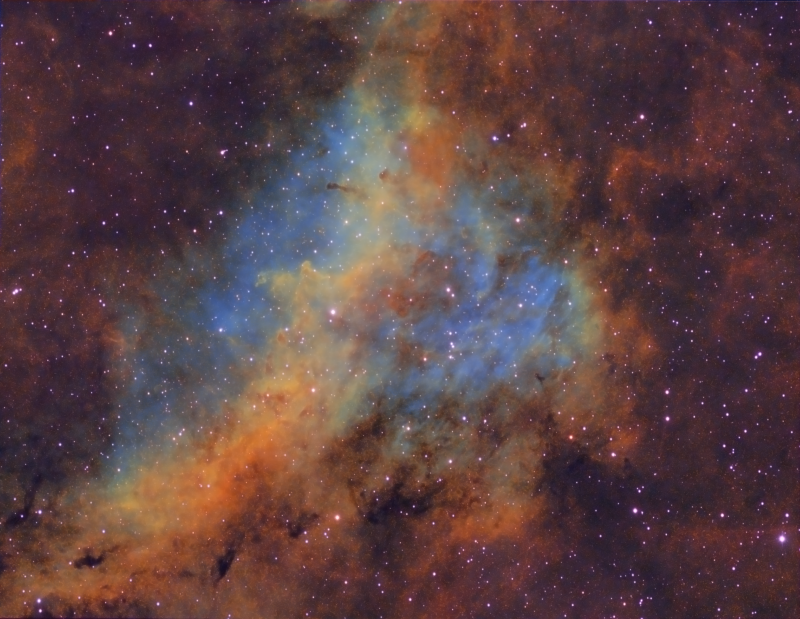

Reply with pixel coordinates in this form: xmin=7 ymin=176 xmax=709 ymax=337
xmin=112 ymin=89 xmax=585 ymax=469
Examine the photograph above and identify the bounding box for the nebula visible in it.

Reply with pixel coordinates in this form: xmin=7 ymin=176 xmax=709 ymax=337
xmin=1 ymin=3 xmax=797 ymax=618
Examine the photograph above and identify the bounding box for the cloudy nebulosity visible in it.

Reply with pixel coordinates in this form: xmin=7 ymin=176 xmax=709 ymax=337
xmin=1 ymin=2 xmax=798 ymax=618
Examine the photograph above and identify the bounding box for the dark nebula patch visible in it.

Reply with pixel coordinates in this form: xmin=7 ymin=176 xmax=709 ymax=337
xmin=73 ymin=553 xmax=104 ymax=569
xmin=287 ymin=512 xmax=320 ymax=539
xmin=214 ymin=547 xmax=236 ymax=582
xmin=3 ymin=473 xmax=42 ymax=528
xmin=354 ymin=474 xmax=440 ymax=526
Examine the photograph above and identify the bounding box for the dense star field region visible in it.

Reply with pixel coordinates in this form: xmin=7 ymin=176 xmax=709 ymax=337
xmin=1 ymin=2 xmax=798 ymax=618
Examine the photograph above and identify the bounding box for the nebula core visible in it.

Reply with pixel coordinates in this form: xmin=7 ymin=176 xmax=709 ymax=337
xmin=1 ymin=2 xmax=798 ymax=618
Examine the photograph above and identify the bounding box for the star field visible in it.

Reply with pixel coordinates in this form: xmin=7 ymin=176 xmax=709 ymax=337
xmin=1 ymin=3 xmax=798 ymax=618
